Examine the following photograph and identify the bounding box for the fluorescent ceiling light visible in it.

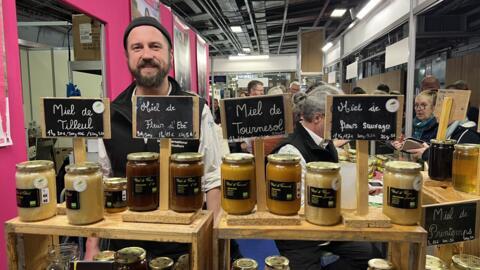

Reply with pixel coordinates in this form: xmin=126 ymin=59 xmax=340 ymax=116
xmin=347 ymin=21 xmax=356 ymax=29
xmin=331 ymin=8 xmax=347 ymax=17
xmin=230 ymin=26 xmax=242 ymax=33
xmin=322 ymin=42 xmax=333 ymax=52
xmin=243 ymin=48 xmax=251 ymax=53
xmin=356 ymin=0 xmax=381 ymax=19
xmin=228 ymin=55 xmax=270 ymax=61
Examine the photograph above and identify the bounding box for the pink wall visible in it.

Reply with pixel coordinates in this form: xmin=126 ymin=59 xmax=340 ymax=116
xmin=160 ymin=3 xmax=174 ymax=78
xmin=189 ymin=30 xmax=198 ymax=93
xmin=0 ymin=0 xmax=26 ymax=269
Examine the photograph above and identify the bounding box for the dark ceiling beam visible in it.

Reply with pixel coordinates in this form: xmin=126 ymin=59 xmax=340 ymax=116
xmin=244 ymin=0 xmax=261 ymax=52
xmin=183 ymin=0 xmax=202 ymax=13
xmin=267 ymin=15 xmax=317 ymax=26
xmin=202 ymin=28 xmax=224 ymax=35
xmin=187 ymin=13 xmax=211 ymax=22
xmin=313 ymin=0 xmax=330 ymax=27
xmin=277 ymin=0 xmax=289 ymax=54
xmin=268 ymin=31 xmax=297 ymax=38
xmin=466 ymin=5 xmax=480 ymax=17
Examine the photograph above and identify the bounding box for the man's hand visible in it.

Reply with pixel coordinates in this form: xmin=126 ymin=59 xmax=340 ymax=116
xmin=84 ymin=237 xmax=100 ymax=261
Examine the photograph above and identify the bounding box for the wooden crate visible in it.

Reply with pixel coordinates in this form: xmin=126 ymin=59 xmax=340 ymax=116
xmin=214 ymin=207 xmax=427 ymax=270
xmin=5 ymin=210 xmax=213 ymax=270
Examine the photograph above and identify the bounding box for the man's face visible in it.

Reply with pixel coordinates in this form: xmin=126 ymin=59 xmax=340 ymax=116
xmin=126 ymin=25 xmax=172 ymax=88
xmin=250 ymin=84 xmax=264 ymax=96
xmin=289 ymin=84 xmax=300 ymax=94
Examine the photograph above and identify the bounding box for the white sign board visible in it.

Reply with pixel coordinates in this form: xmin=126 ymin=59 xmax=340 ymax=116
xmin=385 ymin=37 xmax=409 ymax=69
xmin=328 ymin=71 xmax=336 ymax=83
xmin=346 ymin=61 xmax=358 ymax=80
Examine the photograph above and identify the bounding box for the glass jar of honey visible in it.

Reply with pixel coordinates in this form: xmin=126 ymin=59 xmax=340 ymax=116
xmin=428 ymin=139 xmax=456 ymax=181
xmin=115 ymin=247 xmax=148 ymax=270
xmin=266 ymin=154 xmax=301 ymax=216
xmin=426 ymin=255 xmax=448 ymax=270
xmin=232 ymin=258 xmax=258 ymax=270
xmin=65 ymin=162 xmax=104 ymax=225
xmin=264 ymin=256 xmax=289 ymax=270
xmin=104 ymin=177 xmax=127 ymax=213
xmin=170 ymin=152 xmax=204 ymax=212
xmin=126 ymin=152 xmax=159 ymax=211
xmin=221 ymin=153 xmax=256 ymax=215
xmin=305 ymin=162 xmax=341 ymax=225
xmin=451 ymin=254 xmax=480 ymax=270
xmin=149 ymin=257 xmax=174 ymax=270
xmin=93 ymin=250 xmax=116 ymax=262
xmin=383 ymin=161 xmax=422 ymax=225
xmin=16 ymin=160 xmax=57 ymax=222
xmin=453 ymin=144 xmax=479 ymax=194
xmin=367 ymin=258 xmax=394 ymax=270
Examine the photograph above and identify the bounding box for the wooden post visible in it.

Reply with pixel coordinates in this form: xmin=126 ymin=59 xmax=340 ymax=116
xmin=436 ymin=97 xmax=453 ymax=141
xmin=356 ymin=140 xmax=369 ymax=215
xmin=159 ymin=138 xmax=171 ymax=211
xmin=254 ymin=138 xmax=267 ymax=212
xmin=73 ymin=138 xmax=86 ymax=163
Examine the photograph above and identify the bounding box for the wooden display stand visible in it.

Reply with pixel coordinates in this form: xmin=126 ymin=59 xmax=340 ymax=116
xmin=5 ymin=211 xmax=213 ymax=270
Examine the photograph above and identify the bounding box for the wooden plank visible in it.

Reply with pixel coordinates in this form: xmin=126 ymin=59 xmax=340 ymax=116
xmin=254 ymin=138 xmax=267 ymax=212
xmin=283 ymin=94 xmax=293 ymax=134
xmin=73 ymin=138 xmax=86 ymax=163
xmin=356 ymin=140 xmax=369 ymax=215
xmin=220 ymin=99 xmax=227 ymax=139
xmin=436 ymin=96 xmax=453 ymax=141
xmin=193 ymin=210 xmax=213 ymax=270
xmin=159 ymin=138 xmax=171 ymax=211
xmin=39 ymin=98 xmax=46 ymax=138
xmin=192 ymin=96 xmax=200 ymax=139
xmin=24 ymin=235 xmax=53 ymax=270
xmin=323 ymin=95 xmax=333 ymax=139
xmin=343 ymin=207 xmax=391 ymax=228
xmin=122 ymin=209 xmax=199 ymax=225
xmin=6 ymin=231 xmax=18 ymax=270
xmin=434 ymin=90 xmax=470 ymax=122
xmin=225 ymin=211 xmax=301 ymax=226
xmin=102 ymin=99 xmax=111 ymax=139
xmin=390 ymin=242 xmax=410 ymax=270
xmin=396 ymin=95 xmax=405 ymax=139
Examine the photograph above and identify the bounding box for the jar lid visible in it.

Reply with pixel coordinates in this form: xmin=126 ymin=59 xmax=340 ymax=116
xmin=16 ymin=160 xmax=54 ymax=171
xmin=267 ymin=154 xmax=301 ymax=164
xmin=385 ymin=161 xmax=422 ymax=173
xmin=452 ymin=254 xmax=480 ymax=270
xmin=149 ymin=257 xmax=174 ymax=269
xmin=430 ymin=139 xmax=457 ymax=145
xmin=127 ymin=152 xmax=159 ymax=161
xmin=93 ymin=250 xmax=115 ymax=262
xmin=115 ymin=247 xmax=146 ymax=264
xmin=171 ymin=152 xmax=203 ymax=162
xmin=425 ymin=255 xmax=447 ymax=270
xmin=376 ymin=155 xmax=389 ymax=161
xmin=348 ymin=149 xmax=356 ymax=155
xmin=454 ymin=144 xmax=480 ymax=151
xmin=265 ymin=255 xmax=289 ymax=269
xmin=223 ymin=153 xmax=254 ymax=164
xmin=232 ymin=258 xmax=258 ymax=270
xmin=66 ymin=162 xmax=100 ymax=174
xmin=306 ymin=162 xmax=340 ymax=173
xmin=368 ymin=258 xmax=394 ymax=269
xmin=103 ymin=177 xmax=127 ymax=185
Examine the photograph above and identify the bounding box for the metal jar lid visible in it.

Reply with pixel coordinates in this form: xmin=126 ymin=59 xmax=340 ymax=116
xmin=425 ymin=255 xmax=448 ymax=270
xmin=306 ymin=162 xmax=340 ymax=173
xmin=171 ymin=152 xmax=204 ymax=162
xmin=65 ymin=162 xmax=100 ymax=174
xmin=452 ymin=254 xmax=480 ymax=270
xmin=115 ymin=247 xmax=146 ymax=264
xmin=232 ymin=258 xmax=258 ymax=270
xmin=16 ymin=160 xmax=54 ymax=172
xmin=454 ymin=144 xmax=480 ymax=151
xmin=149 ymin=257 xmax=174 ymax=270
xmin=103 ymin=177 xmax=127 ymax=189
xmin=223 ymin=153 xmax=254 ymax=164
xmin=368 ymin=258 xmax=394 ymax=269
xmin=127 ymin=152 xmax=159 ymax=161
xmin=430 ymin=139 xmax=457 ymax=145
xmin=93 ymin=250 xmax=115 ymax=262
xmin=267 ymin=154 xmax=301 ymax=164
xmin=385 ymin=161 xmax=422 ymax=173
xmin=265 ymin=255 xmax=289 ymax=269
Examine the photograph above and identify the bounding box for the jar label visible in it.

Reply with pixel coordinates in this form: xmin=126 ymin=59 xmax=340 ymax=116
xmin=105 ymin=190 xmax=127 ymax=208
xmin=413 ymin=176 xmax=422 ymax=191
xmin=388 ymin=187 xmax=418 ymax=209
xmin=73 ymin=179 xmax=87 ymax=192
xmin=65 ymin=190 xmax=80 ymax=210
xmin=132 ymin=176 xmax=158 ymax=195
xmin=16 ymin=188 xmax=40 ymax=208
xmin=224 ymin=180 xmax=250 ymax=200
xmin=33 ymin=177 xmax=48 ymax=189
xmin=269 ymin=180 xmax=296 ymax=201
xmin=41 ymin=188 xmax=50 ymax=204
xmin=174 ymin=176 xmax=201 ymax=196
xmin=308 ymin=187 xmax=337 ymax=208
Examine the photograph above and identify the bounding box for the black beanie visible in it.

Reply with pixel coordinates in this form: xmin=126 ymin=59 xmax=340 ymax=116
xmin=123 ymin=16 xmax=172 ymax=49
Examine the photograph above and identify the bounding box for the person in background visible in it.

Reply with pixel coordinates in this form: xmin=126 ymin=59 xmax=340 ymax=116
xmin=289 ymin=81 xmax=301 ymax=95
xmin=376 ymin=84 xmax=390 ymax=94
xmin=420 ymin=75 xmax=440 ymax=91
xmin=247 ymin=80 xmax=265 ymax=96
xmin=213 ymin=98 xmax=221 ymax=124
xmin=239 ymin=91 xmax=248 ymax=97
xmin=446 ymin=80 xmax=479 ymax=125
xmin=267 ymin=86 xmax=285 ymax=95
xmin=351 ymin=86 xmax=366 ymax=95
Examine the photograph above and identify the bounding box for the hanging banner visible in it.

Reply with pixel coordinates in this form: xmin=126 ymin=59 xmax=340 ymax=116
xmin=131 ymin=0 xmax=160 ymax=19
xmin=0 ymin=1 xmax=12 ymax=147
xmin=174 ymin=17 xmax=191 ymax=91
xmin=196 ymin=36 xmax=208 ymax=99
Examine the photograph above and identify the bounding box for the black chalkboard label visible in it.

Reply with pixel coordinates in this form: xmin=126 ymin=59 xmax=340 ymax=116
xmin=133 ymin=96 xmax=200 ymax=139
xmin=132 ymin=176 xmax=158 ymax=195
xmin=65 ymin=190 xmax=80 ymax=210
xmin=308 ymin=187 xmax=337 ymax=208
xmin=388 ymin=187 xmax=419 ymax=209
xmin=16 ymin=188 xmax=40 ymax=208
xmin=220 ymin=95 xmax=293 ymax=140
xmin=269 ymin=180 xmax=298 ymax=201
xmin=105 ymin=190 xmax=127 ymax=209
xmin=41 ymin=98 xmax=111 ymax=138
xmin=174 ymin=176 xmax=201 ymax=196
xmin=224 ymin=180 xmax=251 ymax=200
xmin=325 ymin=95 xmax=403 ymax=140
xmin=422 ymin=200 xmax=478 ymax=246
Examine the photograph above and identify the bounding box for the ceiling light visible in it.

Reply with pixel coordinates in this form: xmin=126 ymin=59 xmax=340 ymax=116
xmin=322 ymin=42 xmax=333 ymax=52
xmin=331 ymin=8 xmax=347 ymax=17
xmin=230 ymin=26 xmax=242 ymax=33
xmin=228 ymin=55 xmax=270 ymax=61
xmin=243 ymin=48 xmax=251 ymax=53
xmin=356 ymin=0 xmax=381 ymax=19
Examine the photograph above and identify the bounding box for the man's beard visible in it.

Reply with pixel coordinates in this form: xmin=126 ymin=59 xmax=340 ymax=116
xmin=130 ymin=58 xmax=170 ymax=88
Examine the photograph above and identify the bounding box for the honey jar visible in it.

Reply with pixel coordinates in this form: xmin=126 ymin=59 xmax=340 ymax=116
xmin=170 ymin=152 xmax=204 ymax=212
xmin=426 ymin=255 xmax=448 ymax=270
xmin=65 ymin=162 xmax=104 ymax=225
xmin=126 ymin=152 xmax=159 ymax=211
xmin=149 ymin=257 xmax=174 ymax=270
xmin=104 ymin=177 xmax=127 ymax=213
xmin=451 ymin=254 xmax=480 ymax=270
xmin=383 ymin=161 xmax=422 ymax=225
xmin=368 ymin=258 xmax=394 ymax=269
xmin=428 ymin=139 xmax=456 ymax=181
xmin=305 ymin=162 xmax=341 ymax=226
xmin=452 ymin=144 xmax=479 ymax=194
xmin=93 ymin=250 xmax=115 ymax=262
xmin=266 ymin=154 xmax=301 ymax=215
xmin=15 ymin=160 xmax=57 ymax=222
xmin=232 ymin=258 xmax=258 ymax=270
xmin=221 ymin=153 xmax=256 ymax=215
xmin=115 ymin=247 xmax=148 ymax=270
xmin=264 ymin=255 xmax=289 ymax=270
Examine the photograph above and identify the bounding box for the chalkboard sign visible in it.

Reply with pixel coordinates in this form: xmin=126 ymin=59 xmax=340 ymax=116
xmin=325 ymin=95 xmax=404 ymax=140
xmin=422 ymin=200 xmax=479 ymax=246
xmin=133 ymin=96 xmax=199 ymax=139
xmin=40 ymin=98 xmax=111 ymax=138
xmin=220 ymin=95 xmax=293 ymax=140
